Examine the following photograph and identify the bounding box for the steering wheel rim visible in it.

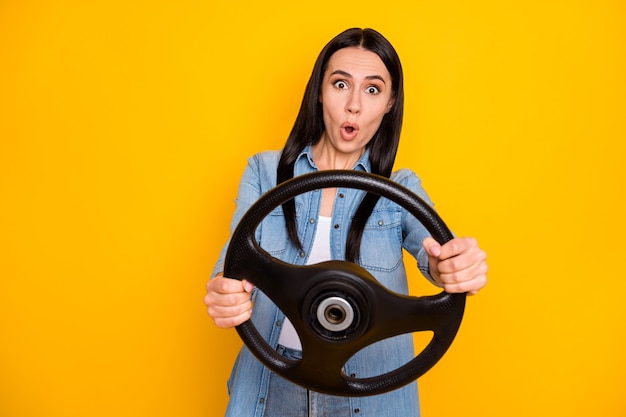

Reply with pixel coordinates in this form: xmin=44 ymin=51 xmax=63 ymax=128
xmin=224 ymin=170 xmax=466 ymax=397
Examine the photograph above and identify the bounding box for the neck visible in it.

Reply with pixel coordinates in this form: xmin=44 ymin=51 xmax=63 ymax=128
xmin=311 ymin=140 xmax=365 ymax=171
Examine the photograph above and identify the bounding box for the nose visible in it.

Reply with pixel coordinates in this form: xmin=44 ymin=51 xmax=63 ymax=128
xmin=346 ymin=90 xmax=361 ymax=114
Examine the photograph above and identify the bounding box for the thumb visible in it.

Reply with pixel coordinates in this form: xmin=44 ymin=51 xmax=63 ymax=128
xmin=242 ymin=279 xmax=254 ymax=293
xmin=422 ymin=237 xmax=441 ymax=258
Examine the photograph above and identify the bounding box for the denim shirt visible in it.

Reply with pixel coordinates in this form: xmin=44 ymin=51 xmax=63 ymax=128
xmin=212 ymin=146 xmax=438 ymax=417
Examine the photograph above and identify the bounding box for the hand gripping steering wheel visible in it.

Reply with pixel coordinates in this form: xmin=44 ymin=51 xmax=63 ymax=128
xmin=224 ymin=170 xmax=466 ymax=397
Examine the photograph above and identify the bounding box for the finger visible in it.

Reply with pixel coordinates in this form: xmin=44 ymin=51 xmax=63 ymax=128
xmin=204 ymin=287 xmax=252 ymax=309
xmin=205 ymin=291 xmax=253 ymax=316
xmin=438 ymin=239 xmax=465 ymax=260
xmin=207 ymin=296 xmax=252 ymax=317
xmin=210 ymin=305 xmax=253 ymax=329
xmin=207 ymin=275 xmax=248 ymax=295
xmin=443 ymin=273 xmax=488 ymax=294
xmin=422 ymin=237 xmax=441 ymax=257
xmin=436 ymin=249 xmax=483 ymax=274
xmin=439 ymin=258 xmax=488 ymax=293
xmin=439 ymin=251 xmax=488 ymax=282
xmin=438 ymin=237 xmax=481 ymax=260
xmin=242 ymin=279 xmax=254 ymax=293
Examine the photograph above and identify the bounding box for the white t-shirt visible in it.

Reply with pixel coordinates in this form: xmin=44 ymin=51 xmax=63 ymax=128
xmin=277 ymin=216 xmax=332 ymax=350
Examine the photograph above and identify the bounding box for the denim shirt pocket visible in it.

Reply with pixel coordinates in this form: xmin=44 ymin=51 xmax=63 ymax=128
xmin=258 ymin=203 xmax=300 ymax=256
xmin=358 ymin=207 xmax=403 ymax=272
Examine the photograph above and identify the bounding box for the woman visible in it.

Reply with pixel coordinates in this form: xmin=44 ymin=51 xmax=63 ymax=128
xmin=205 ymin=28 xmax=488 ymax=417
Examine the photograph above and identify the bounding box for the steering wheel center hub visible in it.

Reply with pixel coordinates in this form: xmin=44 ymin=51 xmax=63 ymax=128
xmin=317 ymin=296 xmax=353 ymax=330
xmin=304 ymin=274 xmax=369 ymax=342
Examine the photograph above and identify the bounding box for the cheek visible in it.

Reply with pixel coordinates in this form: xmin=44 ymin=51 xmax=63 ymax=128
xmin=365 ymin=105 xmax=391 ymax=127
xmin=321 ymin=99 xmax=343 ymax=121
xmin=320 ymin=104 xmax=336 ymax=129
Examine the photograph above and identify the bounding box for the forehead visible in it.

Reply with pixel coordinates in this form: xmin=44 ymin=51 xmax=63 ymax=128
xmin=325 ymin=47 xmax=391 ymax=81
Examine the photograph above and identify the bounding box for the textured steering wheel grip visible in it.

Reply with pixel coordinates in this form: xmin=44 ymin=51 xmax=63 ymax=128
xmin=224 ymin=170 xmax=466 ymax=397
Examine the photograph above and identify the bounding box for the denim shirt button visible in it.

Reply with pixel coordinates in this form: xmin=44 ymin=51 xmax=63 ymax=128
xmin=339 ymin=193 xmax=345 ymax=198
xmin=309 ymin=218 xmax=315 ymax=224
xmin=354 ymin=409 xmax=360 ymax=414
xmin=378 ymin=220 xmax=384 ymax=226
xmin=275 ymin=320 xmax=281 ymax=327
xmin=334 ymin=224 xmax=340 ymax=229
xmin=299 ymin=251 xmax=305 ymax=258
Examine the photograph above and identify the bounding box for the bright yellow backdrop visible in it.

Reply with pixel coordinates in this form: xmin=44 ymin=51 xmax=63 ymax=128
xmin=1 ymin=1 xmax=625 ymax=416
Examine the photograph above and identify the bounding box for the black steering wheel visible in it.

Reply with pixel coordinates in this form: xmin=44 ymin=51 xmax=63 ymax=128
xmin=224 ymin=170 xmax=466 ymax=397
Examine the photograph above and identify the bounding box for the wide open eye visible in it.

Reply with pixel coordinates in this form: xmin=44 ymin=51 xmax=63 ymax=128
xmin=333 ymin=80 xmax=349 ymax=90
xmin=365 ymin=85 xmax=381 ymax=95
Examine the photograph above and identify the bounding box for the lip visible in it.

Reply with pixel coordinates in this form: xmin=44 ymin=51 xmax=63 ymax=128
xmin=340 ymin=122 xmax=359 ymax=141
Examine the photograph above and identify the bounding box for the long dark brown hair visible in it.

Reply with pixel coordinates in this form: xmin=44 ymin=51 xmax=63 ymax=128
xmin=277 ymin=28 xmax=405 ymax=263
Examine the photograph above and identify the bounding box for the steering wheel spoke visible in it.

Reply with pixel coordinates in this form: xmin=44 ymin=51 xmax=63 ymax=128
xmin=371 ymin=291 xmax=463 ymax=338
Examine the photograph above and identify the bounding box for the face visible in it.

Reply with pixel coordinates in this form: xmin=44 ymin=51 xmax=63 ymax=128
xmin=318 ymin=47 xmax=395 ymax=160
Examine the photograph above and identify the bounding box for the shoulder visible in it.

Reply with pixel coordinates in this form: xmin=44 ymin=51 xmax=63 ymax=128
xmin=390 ymin=168 xmax=434 ymax=207
xmin=248 ymin=149 xmax=282 ymax=168
xmin=390 ymin=168 xmax=421 ymax=188
xmin=244 ymin=150 xmax=282 ymax=178
xmin=240 ymin=150 xmax=282 ymax=194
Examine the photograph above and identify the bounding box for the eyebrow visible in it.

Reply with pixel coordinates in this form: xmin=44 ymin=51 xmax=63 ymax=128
xmin=330 ymin=70 xmax=386 ymax=84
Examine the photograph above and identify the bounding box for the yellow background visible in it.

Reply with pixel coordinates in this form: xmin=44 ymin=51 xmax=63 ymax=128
xmin=1 ymin=1 xmax=625 ymax=416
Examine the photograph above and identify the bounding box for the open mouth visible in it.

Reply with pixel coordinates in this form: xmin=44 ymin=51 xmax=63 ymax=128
xmin=340 ymin=123 xmax=359 ymax=140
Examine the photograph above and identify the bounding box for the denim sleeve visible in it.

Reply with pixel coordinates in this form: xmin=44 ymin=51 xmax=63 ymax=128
xmin=211 ymin=154 xmax=266 ymax=278
xmin=395 ymin=169 xmax=444 ymax=287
